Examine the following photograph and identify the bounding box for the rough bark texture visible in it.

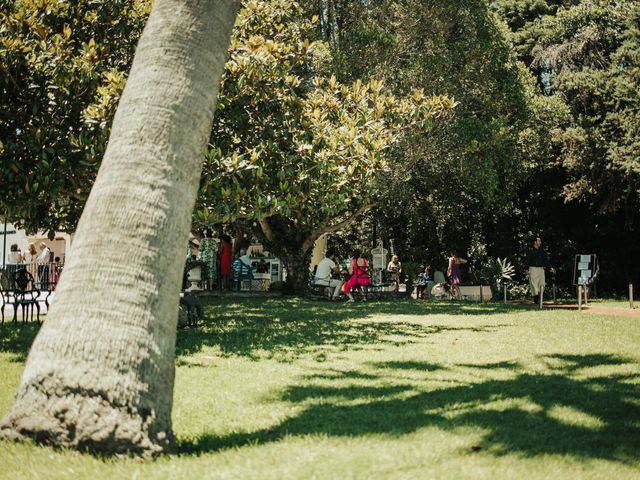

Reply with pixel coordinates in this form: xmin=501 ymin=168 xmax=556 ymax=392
xmin=0 ymin=0 xmax=238 ymax=456
xmin=282 ymin=251 xmax=313 ymax=295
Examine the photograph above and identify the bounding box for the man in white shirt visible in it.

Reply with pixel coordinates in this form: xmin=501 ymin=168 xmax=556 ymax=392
xmin=314 ymin=250 xmax=343 ymax=300
xmin=36 ymin=242 xmax=51 ymax=286
xmin=37 ymin=242 xmax=51 ymax=264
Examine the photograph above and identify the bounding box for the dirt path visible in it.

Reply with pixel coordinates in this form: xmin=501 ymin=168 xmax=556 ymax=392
xmin=540 ymin=303 xmax=640 ymax=318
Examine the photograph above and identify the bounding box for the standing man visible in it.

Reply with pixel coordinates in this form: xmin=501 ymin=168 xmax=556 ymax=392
xmin=526 ymin=236 xmax=555 ymax=305
xmin=37 ymin=242 xmax=51 ymax=287
xmin=314 ymin=250 xmax=343 ymax=300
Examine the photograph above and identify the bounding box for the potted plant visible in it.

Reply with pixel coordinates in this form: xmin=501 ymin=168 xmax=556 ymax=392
xmin=480 ymin=257 xmax=515 ymax=300
xmin=184 ymin=255 xmax=203 ymax=291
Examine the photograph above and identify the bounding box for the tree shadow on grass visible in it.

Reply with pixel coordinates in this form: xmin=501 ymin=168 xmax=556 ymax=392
xmin=178 ymin=353 xmax=640 ymax=464
xmin=0 ymin=298 xmax=511 ymax=363
xmin=176 ymin=297 xmax=511 ymax=360
xmin=0 ymin=322 xmax=40 ymax=362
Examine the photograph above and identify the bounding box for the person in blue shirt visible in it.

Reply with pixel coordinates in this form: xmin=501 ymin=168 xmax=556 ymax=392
xmin=416 ymin=265 xmax=433 ymax=299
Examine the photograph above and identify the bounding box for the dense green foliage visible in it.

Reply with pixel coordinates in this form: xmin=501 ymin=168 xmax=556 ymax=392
xmin=497 ymin=0 xmax=639 ymax=216
xmin=488 ymin=0 xmax=640 ymax=289
xmin=308 ymin=0 xmax=544 ymax=267
xmin=195 ymin=0 xmax=453 ymax=291
xmin=0 ymin=0 xmax=150 ymax=232
xmin=1 ymin=0 xmax=637 ymax=292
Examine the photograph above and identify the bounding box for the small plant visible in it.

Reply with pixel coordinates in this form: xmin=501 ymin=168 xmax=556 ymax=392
xmin=402 ymin=261 xmax=422 ymax=285
xmin=480 ymin=257 xmax=515 ymax=285
xmin=507 ymin=282 xmax=531 ymax=300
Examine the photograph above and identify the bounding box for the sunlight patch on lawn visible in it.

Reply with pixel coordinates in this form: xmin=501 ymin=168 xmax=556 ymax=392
xmin=546 ymin=405 xmax=606 ymax=431
xmin=436 ymin=398 xmax=544 ymax=420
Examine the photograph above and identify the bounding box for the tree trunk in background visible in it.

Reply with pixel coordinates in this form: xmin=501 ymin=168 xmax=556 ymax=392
xmin=282 ymin=250 xmax=313 ymax=295
xmin=0 ymin=0 xmax=238 ymax=457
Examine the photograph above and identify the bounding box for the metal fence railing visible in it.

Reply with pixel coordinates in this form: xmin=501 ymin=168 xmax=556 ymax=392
xmin=1 ymin=261 xmax=64 ymax=291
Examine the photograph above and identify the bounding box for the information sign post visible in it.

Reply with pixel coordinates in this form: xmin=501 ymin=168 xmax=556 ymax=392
xmin=573 ymin=254 xmax=598 ymax=309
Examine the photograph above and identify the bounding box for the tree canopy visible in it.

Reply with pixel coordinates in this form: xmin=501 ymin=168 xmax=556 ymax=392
xmin=496 ymin=0 xmax=640 ymax=218
xmin=193 ymin=0 xmax=454 ymax=290
xmin=0 ymin=0 xmax=150 ymax=231
xmin=1 ymin=0 xmax=638 ymax=291
xmin=307 ymin=0 xmax=541 ymax=259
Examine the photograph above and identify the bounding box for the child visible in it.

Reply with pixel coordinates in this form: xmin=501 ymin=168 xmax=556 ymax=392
xmin=416 ymin=265 xmax=433 ymax=299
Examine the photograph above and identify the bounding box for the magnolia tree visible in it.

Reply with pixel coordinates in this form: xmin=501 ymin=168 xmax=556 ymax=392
xmin=194 ymin=0 xmax=454 ymax=291
xmin=0 ymin=0 xmax=151 ymax=231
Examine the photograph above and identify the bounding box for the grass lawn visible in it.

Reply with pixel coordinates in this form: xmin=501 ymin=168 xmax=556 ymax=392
xmin=585 ymin=298 xmax=636 ymax=308
xmin=1 ymin=298 xmax=639 ymax=479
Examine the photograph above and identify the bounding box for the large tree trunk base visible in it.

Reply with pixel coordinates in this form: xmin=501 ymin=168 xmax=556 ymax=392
xmin=1 ymin=380 xmax=172 ymax=457
xmin=281 ymin=253 xmax=312 ymax=296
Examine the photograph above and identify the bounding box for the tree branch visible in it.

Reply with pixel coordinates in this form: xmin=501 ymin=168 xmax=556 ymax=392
xmin=301 ymin=203 xmax=373 ymax=253
xmin=258 ymin=217 xmax=275 ymax=243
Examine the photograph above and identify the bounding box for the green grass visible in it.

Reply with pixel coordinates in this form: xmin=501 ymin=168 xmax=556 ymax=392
xmin=1 ymin=298 xmax=640 ymax=479
xmin=585 ymin=298 xmax=636 ymax=308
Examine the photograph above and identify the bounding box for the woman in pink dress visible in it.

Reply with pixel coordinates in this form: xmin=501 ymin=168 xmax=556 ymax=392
xmin=341 ymin=250 xmax=371 ymax=302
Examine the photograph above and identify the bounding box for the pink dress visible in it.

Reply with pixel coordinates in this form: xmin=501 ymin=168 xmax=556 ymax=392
xmin=342 ymin=258 xmax=371 ymax=294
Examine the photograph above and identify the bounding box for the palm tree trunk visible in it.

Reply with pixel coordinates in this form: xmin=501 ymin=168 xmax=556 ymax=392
xmin=0 ymin=0 xmax=238 ymax=457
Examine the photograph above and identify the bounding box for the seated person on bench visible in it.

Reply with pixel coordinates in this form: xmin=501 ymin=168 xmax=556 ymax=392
xmin=232 ymin=249 xmax=253 ymax=279
xmin=416 ymin=265 xmax=433 ymax=299
xmin=314 ymin=250 xmax=343 ymax=300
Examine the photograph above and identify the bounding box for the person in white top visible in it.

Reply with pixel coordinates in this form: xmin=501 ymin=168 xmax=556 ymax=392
xmin=37 ymin=242 xmax=51 ymax=286
xmin=238 ymin=248 xmax=251 ymax=268
xmin=7 ymin=244 xmax=25 ymax=264
xmin=6 ymin=244 xmax=25 ymax=285
xmin=314 ymin=250 xmax=343 ymax=300
xmin=387 ymin=255 xmax=402 ymax=292
xmin=37 ymin=242 xmax=51 ymax=263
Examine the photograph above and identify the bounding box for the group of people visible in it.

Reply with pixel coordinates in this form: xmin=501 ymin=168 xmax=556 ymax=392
xmin=219 ymin=233 xmax=555 ymax=304
xmin=8 ymin=242 xmax=50 ymax=265
xmin=412 ymin=251 xmax=467 ymax=300
xmin=5 ymin=242 xmax=61 ymax=286
xmin=313 ymin=249 xmax=471 ymax=302
xmin=415 ymin=238 xmax=555 ymax=305
xmin=314 ymin=249 xmax=372 ymax=302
